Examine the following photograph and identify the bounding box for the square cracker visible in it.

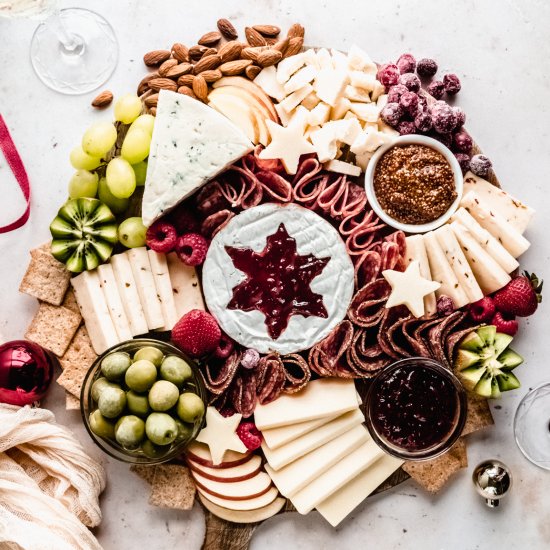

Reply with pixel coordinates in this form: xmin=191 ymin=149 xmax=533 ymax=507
xmin=65 ymin=391 xmax=81 ymax=410
xmin=130 ymin=464 xmax=157 ymax=485
xmin=403 ymin=438 xmax=468 ymax=494
xmin=462 ymin=394 xmax=494 ymax=436
xmin=149 ymin=464 xmax=196 ymax=510
xmin=19 ymin=248 xmax=71 ymax=306
xmin=61 ymin=287 xmax=80 ymax=314
xmin=25 ymin=302 xmax=81 ymax=357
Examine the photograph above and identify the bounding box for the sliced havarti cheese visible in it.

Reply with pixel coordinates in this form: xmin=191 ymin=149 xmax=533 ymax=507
xmin=404 ymin=235 xmax=437 ymax=316
xmin=323 ymin=159 xmax=361 ymax=177
xmin=192 ymin=470 xmax=272 ymax=501
xmin=187 ymin=454 xmax=262 ymax=482
xmin=278 ymin=84 xmax=314 ymax=114
xmin=198 ymin=493 xmax=285 ymax=523
xmin=253 ymin=65 xmax=286 ymax=102
xmin=166 ymin=252 xmax=205 ymax=317
xmin=313 ymin=67 xmax=349 ymax=106
xmin=276 ymin=53 xmax=307 ymax=84
xmin=284 ymin=64 xmax=317 ymax=94
xmin=196 ymin=486 xmax=279 ymax=511
xmin=147 ymin=250 xmax=178 ymax=331
xmin=186 ymin=441 xmax=250 ymax=469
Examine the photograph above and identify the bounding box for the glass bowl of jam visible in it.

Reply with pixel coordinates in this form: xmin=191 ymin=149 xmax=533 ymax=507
xmin=364 ymin=357 xmax=467 ymax=461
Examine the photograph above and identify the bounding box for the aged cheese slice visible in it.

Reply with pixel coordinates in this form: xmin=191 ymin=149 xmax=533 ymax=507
xmin=254 ymin=378 xmax=358 ymax=430
xmin=313 ymin=68 xmax=349 ymax=106
xmin=323 ymin=159 xmax=361 ymax=177
xmin=142 ymin=90 xmax=253 ymax=226
xmin=148 ymin=250 xmax=178 ymax=331
xmin=278 ymin=84 xmax=314 ymax=114
xmin=423 ymin=231 xmax=469 ymax=308
xmin=196 ymin=486 xmax=279 ymax=511
xmin=434 ymin=225 xmax=483 ymax=303
xmin=198 ymin=493 xmax=286 ymax=523
xmin=404 ymin=235 xmax=437 ymax=316
xmin=460 ymin=191 xmax=530 ymax=258
xmin=262 ymin=409 xmax=364 ymax=471
xmin=450 ymin=221 xmax=511 ymax=294
xmin=316 ymin=453 xmax=404 ymax=527
xmin=166 ymin=252 xmax=205 ymax=318
xmin=284 ymin=64 xmax=317 ymax=94
xmin=276 ymin=53 xmax=307 ymax=84
xmin=463 ymin=172 xmax=534 ymax=233
xmin=253 ymin=65 xmax=286 ymax=101
xmin=265 ymin=424 xmax=369 ymax=497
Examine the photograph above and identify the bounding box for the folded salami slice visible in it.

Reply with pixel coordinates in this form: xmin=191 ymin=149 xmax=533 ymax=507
xmin=256 ymin=170 xmax=293 ymax=203
xmin=401 ymin=317 xmax=436 ymax=357
xmin=345 ymin=222 xmax=387 ymax=257
xmin=195 ymin=181 xmax=232 ymax=217
xmin=354 ymin=250 xmax=382 ymax=289
xmin=427 ymin=311 xmax=465 ymax=368
xmin=346 ymin=327 xmax=389 ymax=378
xmin=308 ymin=320 xmax=354 ymax=378
xmin=256 ymin=352 xmax=286 ymax=405
xmin=316 ymin=175 xmax=347 ymax=217
xmin=348 ymin=279 xmax=391 ymax=327
xmin=377 ymin=306 xmax=410 ymax=359
xmin=201 ymin=351 xmax=241 ymax=396
xmin=386 ymin=314 xmax=416 ymax=357
xmin=292 ymin=157 xmax=323 ymax=201
xmin=230 ymin=369 xmax=257 ymax=418
xmin=445 ymin=324 xmax=481 ymax=365
xmin=201 ymin=209 xmax=235 ymax=239
xmin=281 ymin=354 xmax=311 ymax=394
xmin=219 ymin=166 xmax=263 ymax=209
xmin=339 ymin=208 xmax=377 ymax=236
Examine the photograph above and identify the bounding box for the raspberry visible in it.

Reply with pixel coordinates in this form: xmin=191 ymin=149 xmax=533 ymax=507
xmin=470 ymin=154 xmax=492 ymax=177
xmin=469 ymin=296 xmax=496 ymax=323
xmin=427 ymin=80 xmax=445 ymax=100
xmin=168 ymin=203 xmax=199 ymax=234
xmin=146 ymin=220 xmax=178 ymax=253
xmin=171 ymin=309 xmax=221 ymax=358
xmin=455 ymin=153 xmax=471 ymax=174
xmin=218 ymin=407 xmax=235 ymax=418
xmin=417 ymin=58 xmax=438 ymax=78
xmin=436 ymin=295 xmax=455 ymax=316
xmin=398 ymin=73 xmax=421 ymax=93
xmin=491 ymin=311 xmax=519 ymax=337
xmin=430 ymin=101 xmax=458 ymax=134
xmin=214 ymin=332 xmax=235 ymax=360
xmin=240 ymin=348 xmax=260 ymax=370
xmin=453 ymin=107 xmax=466 ymax=128
xmin=176 ymin=233 xmax=209 ymax=266
xmin=236 ymin=422 xmax=262 ymax=450
xmin=397 ymin=120 xmax=416 ymax=135
xmin=396 ymin=53 xmax=416 ymax=74
xmin=387 ymin=84 xmax=408 ymax=104
xmin=443 ymin=73 xmax=461 ymax=95
xmin=381 ymin=102 xmax=404 ymax=127
xmin=399 ymin=91 xmax=419 ymax=116
xmin=414 ymin=110 xmax=433 ymax=132
xmin=377 ymin=63 xmax=400 ymax=87
xmin=452 ymin=130 xmax=473 ymax=154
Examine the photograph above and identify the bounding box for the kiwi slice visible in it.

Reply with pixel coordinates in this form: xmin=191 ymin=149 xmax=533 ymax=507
xmin=50 ymin=198 xmax=118 ymax=272
xmin=453 ymin=325 xmax=524 ymax=398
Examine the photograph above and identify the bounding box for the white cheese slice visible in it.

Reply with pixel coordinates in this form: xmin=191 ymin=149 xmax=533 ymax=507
xmin=371 ymin=80 xmax=386 ymax=101
xmin=274 ymin=102 xmax=292 ymax=126
xmin=332 ymin=118 xmax=362 ymax=146
xmin=126 ymin=247 xmax=164 ymax=330
xmin=349 ymin=71 xmax=377 ymax=92
xmin=332 ymin=97 xmax=351 ymax=120
xmin=265 ymin=424 xmax=369 ymax=497
xmin=349 ymin=101 xmax=380 ymax=123
xmin=109 ymin=253 xmax=149 ymax=336
xmin=376 ymin=93 xmax=389 ymax=109
xmin=166 ymin=252 xmax=205 ymax=318
xmin=279 ymin=84 xmax=314 ymax=114
xmin=142 ymin=90 xmax=253 ymax=226
xmin=316 ymin=48 xmax=333 ymax=69
xmin=434 ymin=225 xmax=483 ymax=303
xmin=300 ymin=91 xmax=321 ymax=110
xmin=284 ymin=65 xmax=317 ymax=95
xmin=254 ymin=65 xmax=286 ymax=101
xmin=463 ymin=171 xmax=534 ymax=234
xmin=308 ymin=102 xmax=331 ymax=126
xmin=450 ymin=208 xmax=519 ymax=273
xmin=460 ymin=191 xmax=530 ymax=258
xmin=423 ymin=231 xmax=469 ymax=308
xmin=313 ymin=68 xmax=349 ymax=107
xmin=344 ymin=85 xmax=372 ymax=103
xmin=323 ymin=159 xmax=361 ymax=177
xmin=350 ymin=127 xmax=386 ymax=155
xmin=290 ymin=439 xmax=384 ymax=514
xmin=254 ymin=378 xmax=358 ymax=430
xmin=404 ymin=235 xmax=437 ymax=316
xmin=347 ymin=44 xmax=376 ymax=73
xmin=286 ymin=105 xmax=309 ymax=132
xmin=304 ymin=124 xmax=321 ymax=140
xmin=310 ymin=125 xmax=339 ymax=162
xmin=262 ymin=409 xmax=364 ymax=471
xmin=96 ymin=263 xmax=132 ymax=342
xmin=316 ymin=453 xmax=404 ymax=527
xmin=276 ymin=53 xmax=307 ymax=84
xmin=450 ymin=221 xmax=511 ymax=295
xmin=330 ymin=48 xmax=348 ymax=71
xmin=148 ymin=250 xmax=179 ymax=331
xmin=71 ymin=270 xmax=119 ymax=354
xmin=378 ymin=120 xmax=399 ymax=136
xmin=355 ymin=150 xmax=374 ymax=172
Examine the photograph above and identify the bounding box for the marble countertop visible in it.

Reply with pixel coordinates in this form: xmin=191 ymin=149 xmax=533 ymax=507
xmin=1 ymin=0 xmax=550 ymax=548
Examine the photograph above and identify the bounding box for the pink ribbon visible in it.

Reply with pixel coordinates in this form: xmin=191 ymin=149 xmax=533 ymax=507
xmin=0 ymin=115 xmax=31 ymax=233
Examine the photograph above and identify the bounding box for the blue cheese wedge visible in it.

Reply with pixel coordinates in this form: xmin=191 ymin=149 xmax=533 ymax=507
xmin=142 ymin=90 xmax=253 ymax=227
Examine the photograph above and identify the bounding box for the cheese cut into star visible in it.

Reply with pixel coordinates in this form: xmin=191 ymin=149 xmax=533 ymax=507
xmin=258 ymin=119 xmax=315 ymax=175
xmin=382 ymin=261 xmax=441 ymax=318
xmin=195 ymin=407 xmax=248 ymax=466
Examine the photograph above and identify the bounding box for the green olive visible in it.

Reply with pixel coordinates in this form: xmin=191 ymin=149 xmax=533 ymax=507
xmin=160 ymin=355 xmax=193 ymax=388
xmin=89 ymin=409 xmax=115 ymax=439
xmin=174 ymin=418 xmax=194 ymax=443
xmin=145 ymin=412 xmax=178 ymax=446
xmin=176 ymin=392 xmax=205 ymax=423
xmin=126 ymin=390 xmax=151 ymax=417
xmin=148 ymin=380 xmax=180 ymax=412
xmin=98 ymin=385 xmax=127 ymax=418
xmin=115 ymin=415 xmax=145 ymax=449
xmin=125 ymin=360 xmax=157 ymax=392
xmin=141 ymin=438 xmax=170 ymax=458
xmin=91 ymin=377 xmax=117 ymax=402
xmin=134 ymin=346 xmax=164 ymax=367
xmin=101 ymin=352 xmax=132 ymax=381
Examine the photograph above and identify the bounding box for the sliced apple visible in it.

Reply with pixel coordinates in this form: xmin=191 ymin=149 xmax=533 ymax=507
xmin=187 ymin=454 xmax=262 ymax=482
xmin=208 ymin=91 xmax=260 ymax=144
xmin=196 ymin=485 xmax=279 ymax=511
xmin=192 ymin=470 xmax=272 ymax=501
xmin=186 ymin=441 xmax=250 ymax=469
xmin=198 ymin=493 xmax=286 ymax=523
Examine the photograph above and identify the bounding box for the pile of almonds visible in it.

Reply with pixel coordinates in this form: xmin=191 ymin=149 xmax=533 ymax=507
xmin=137 ymin=19 xmax=305 ymax=114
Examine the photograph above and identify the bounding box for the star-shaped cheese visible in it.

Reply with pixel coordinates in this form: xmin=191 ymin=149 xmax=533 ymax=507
xmin=259 ymin=119 xmax=315 ymax=175
xmin=382 ymin=260 xmax=441 ymax=318
xmin=195 ymin=406 xmax=248 ymax=465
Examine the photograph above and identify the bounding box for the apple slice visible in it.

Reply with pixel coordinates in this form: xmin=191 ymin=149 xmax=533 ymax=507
xmin=198 ymin=493 xmax=286 ymax=523
xmin=187 ymin=454 xmax=262 ymax=482
xmin=196 ymin=486 xmax=279 ymax=511
xmin=192 ymin=470 xmax=272 ymax=501
xmin=208 ymin=92 xmax=260 ymax=144
xmin=186 ymin=441 xmax=250 ymax=469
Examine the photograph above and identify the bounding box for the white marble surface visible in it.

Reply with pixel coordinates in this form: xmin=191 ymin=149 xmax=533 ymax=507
xmin=1 ymin=0 xmax=550 ymax=548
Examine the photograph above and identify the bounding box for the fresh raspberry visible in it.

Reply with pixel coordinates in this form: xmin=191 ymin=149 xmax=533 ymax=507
xmin=381 ymin=102 xmax=404 ymax=127
xmin=176 ymin=233 xmax=209 ymax=266
xmin=171 ymin=309 xmax=221 ymax=357
xmin=146 ymin=220 xmax=178 ymax=253
xmin=427 ymin=80 xmax=445 ymax=100
xmin=218 ymin=407 xmax=235 ymax=418
xmin=397 ymin=120 xmax=416 ymax=135
xmin=443 ymin=73 xmax=461 ymax=95
xmin=414 ymin=111 xmax=433 ymax=132
xmin=168 ymin=204 xmax=199 ymax=234
xmin=398 ymin=73 xmax=421 ymax=93
xmin=214 ymin=333 xmax=235 ymax=360
xmin=453 ymin=107 xmax=466 ymax=128
xmin=455 ymin=153 xmax=471 ymax=174
xmin=430 ymin=101 xmax=458 ymax=134
xmin=417 ymin=58 xmax=438 ymax=78
xmin=436 ymin=295 xmax=455 ymax=316
xmin=470 ymin=154 xmax=493 ymax=177
xmin=387 ymin=84 xmax=409 ymax=104
xmin=469 ymin=296 xmax=496 ymax=323
xmin=377 ymin=63 xmax=400 ymax=87
xmin=491 ymin=311 xmax=519 ymax=337
xmin=452 ymin=130 xmax=473 ymax=154
xmin=396 ymin=53 xmax=416 ymax=74
xmin=237 ymin=422 xmax=262 ymax=450
xmin=493 ymin=272 xmax=543 ymax=317
xmin=399 ymin=91 xmax=419 ymax=116
xmin=240 ymin=348 xmax=260 ymax=370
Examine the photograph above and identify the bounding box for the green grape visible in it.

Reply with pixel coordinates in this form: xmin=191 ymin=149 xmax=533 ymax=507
xmin=98 ymin=177 xmax=130 ymax=215
xmin=121 ymin=128 xmax=151 ymax=165
xmin=114 ymin=94 xmax=143 ymax=124
xmin=106 ymin=157 xmax=136 ymax=199
xmin=70 ymin=146 xmax=102 ymax=171
xmin=130 ymin=114 xmax=155 ymax=135
xmin=132 ymin=160 xmax=148 ymax=186
xmin=68 ymin=170 xmax=99 ymax=199
xmin=82 ymin=121 xmax=117 ymax=157
xmin=118 ymin=217 xmax=147 ymax=248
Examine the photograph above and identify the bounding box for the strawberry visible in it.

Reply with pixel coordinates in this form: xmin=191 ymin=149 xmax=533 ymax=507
xmin=171 ymin=309 xmax=221 ymax=358
xmin=237 ymin=422 xmax=262 ymax=451
xmin=493 ymin=272 xmax=543 ymax=317
xmin=491 ymin=311 xmax=519 ymax=336
xmin=469 ymin=296 xmax=496 ymax=323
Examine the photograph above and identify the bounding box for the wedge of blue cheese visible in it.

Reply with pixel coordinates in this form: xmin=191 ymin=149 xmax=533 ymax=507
xmin=142 ymin=90 xmax=253 ymax=226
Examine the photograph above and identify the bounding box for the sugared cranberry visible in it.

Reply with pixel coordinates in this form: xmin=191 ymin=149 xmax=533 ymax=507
xmin=437 ymin=295 xmax=455 ymax=316
xmin=396 ymin=53 xmax=416 ymax=74
xmin=414 ymin=110 xmax=433 ymax=132
xmin=443 ymin=73 xmax=461 ymax=95
xmin=417 ymin=58 xmax=438 ymax=78
xmin=428 ymin=130 xmax=452 ymax=148
xmin=452 ymin=130 xmax=473 ymax=154
xmin=455 ymin=153 xmax=471 ymax=174
xmin=387 ymin=84 xmax=408 ymax=104
xmin=240 ymin=348 xmax=260 ymax=370
xmin=377 ymin=63 xmax=400 ymax=87
xmin=470 ymin=154 xmax=493 ymax=177
xmin=397 ymin=120 xmax=416 ymax=135
xmin=427 ymin=80 xmax=445 ymax=100
xmin=398 ymin=73 xmax=421 ymax=92
xmin=453 ymin=107 xmax=466 ymax=128
xmin=399 ymin=91 xmax=419 ymax=116
xmin=381 ymin=102 xmax=404 ymax=128
xmin=430 ymin=101 xmax=458 ymax=134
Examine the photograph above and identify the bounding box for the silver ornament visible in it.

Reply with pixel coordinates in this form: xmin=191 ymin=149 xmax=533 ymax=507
xmin=472 ymin=459 xmax=512 ymax=508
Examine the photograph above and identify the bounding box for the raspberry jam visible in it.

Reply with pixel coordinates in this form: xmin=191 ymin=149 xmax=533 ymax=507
xmin=225 ymin=223 xmax=329 ymax=340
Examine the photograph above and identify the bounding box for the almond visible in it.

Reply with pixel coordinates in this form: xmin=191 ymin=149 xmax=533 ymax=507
xmin=148 ymin=77 xmax=178 ymax=92
xmin=265 ymin=37 xmax=278 ymax=46
xmin=241 ymin=46 xmax=268 ymax=62
xmin=287 ymin=23 xmax=305 ymax=39
xmin=193 ymin=54 xmax=222 ymax=74
xmin=172 ymin=43 xmax=189 ymax=62
xmin=272 ymin=37 xmax=290 ymax=55
xmin=144 ymin=93 xmax=159 ymax=108
xmin=198 ymin=31 xmax=222 ymax=46
xmin=245 ymin=65 xmax=261 ymax=80
xmin=218 ymin=40 xmax=242 ymax=63
xmin=177 ymin=74 xmax=195 ymax=87
xmin=217 ymin=18 xmax=238 ymax=40
xmin=257 ymin=49 xmax=282 ymax=68
xmin=189 ymin=44 xmax=210 ymax=60
xmin=284 ymin=36 xmax=304 ymax=58
xmin=253 ymin=24 xmax=281 ymax=37
xmin=166 ymin=62 xmax=193 ymax=78
xmin=137 ymin=72 xmax=159 ymax=95
xmin=91 ymin=90 xmax=113 ymax=108
xmin=149 ymin=107 xmax=157 ymax=116
xmin=200 ymin=69 xmax=222 ymax=83
xmin=245 ymin=26 xmax=267 ymax=47
xmin=192 ymin=75 xmax=208 ymax=101
xmin=219 ymin=59 xmax=253 ymax=76
xmin=177 ymin=86 xmax=197 ymax=99
xmin=158 ymin=58 xmax=178 ymax=76
xmin=143 ymin=49 xmax=171 ymax=67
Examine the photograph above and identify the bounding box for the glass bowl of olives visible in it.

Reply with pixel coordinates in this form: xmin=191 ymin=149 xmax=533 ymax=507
xmin=81 ymin=338 xmax=207 ymax=464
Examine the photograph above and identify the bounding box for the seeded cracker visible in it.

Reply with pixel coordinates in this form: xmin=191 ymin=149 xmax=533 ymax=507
xmin=65 ymin=391 xmax=81 ymax=410
xmin=149 ymin=464 xmax=196 ymax=510
xmin=462 ymin=394 xmax=494 ymax=436
xmin=25 ymin=303 xmax=81 ymax=357
xmin=130 ymin=464 xmax=157 ymax=485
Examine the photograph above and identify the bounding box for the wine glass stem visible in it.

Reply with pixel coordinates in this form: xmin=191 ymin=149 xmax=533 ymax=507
xmin=49 ymin=10 xmax=83 ymax=54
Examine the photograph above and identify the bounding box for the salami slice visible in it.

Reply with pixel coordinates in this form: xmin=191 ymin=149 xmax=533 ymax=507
xmin=308 ymin=320 xmax=354 ymax=377
xmin=354 ymin=250 xmax=382 ymax=289
xmin=377 ymin=306 xmax=410 ymax=359
xmin=195 ymin=181 xmax=231 ymax=217
xmin=230 ymin=370 xmax=257 ymax=418
xmin=292 ymin=156 xmax=323 ymax=199
xmin=316 ymin=175 xmax=347 ymax=217
xmin=445 ymin=324 xmax=481 ymax=365
xmin=401 ymin=317 xmax=436 ymax=357
xmin=256 ymin=353 xmax=286 ymax=405
xmin=427 ymin=311 xmax=464 ymax=368
xmin=281 ymin=354 xmax=311 ymax=394
xmin=386 ymin=314 xmax=415 ymax=357
xmin=339 ymin=208 xmax=377 ymax=236
xmin=380 ymin=241 xmax=402 ymax=272
xmin=413 ymin=317 xmax=447 ymax=359
xmin=201 ymin=350 xmax=241 ymax=395
xmin=348 ymin=279 xmax=391 ymax=327
xmin=346 ymin=328 xmax=390 ymax=377
xmin=256 ymin=170 xmax=293 ymax=203
xmin=201 ymin=209 xmax=235 ymax=239
xmin=219 ymin=166 xmax=263 ymax=209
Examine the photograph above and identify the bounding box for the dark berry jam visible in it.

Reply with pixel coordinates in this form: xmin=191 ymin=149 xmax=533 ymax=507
xmin=225 ymin=223 xmax=329 ymax=340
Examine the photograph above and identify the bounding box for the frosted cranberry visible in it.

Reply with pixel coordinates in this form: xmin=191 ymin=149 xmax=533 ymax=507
xmin=417 ymin=94 xmax=428 ymax=112
xmin=387 ymin=84 xmax=408 ymax=104
xmin=397 ymin=53 xmax=416 ymax=74
xmin=443 ymin=73 xmax=461 ymax=95
xmin=437 ymin=296 xmax=455 ymax=316
xmin=453 ymin=107 xmax=466 ymax=128
xmin=399 ymin=91 xmax=419 ymax=116
xmin=377 ymin=63 xmax=400 ymax=87
xmin=428 ymin=130 xmax=452 ymax=148
xmin=398 ymin=121 xmax=416 ymax=136
xmin=414 ymin=110 xmax=433 ymax=132
xmin=430 ymin=101 xmax=457 ymax=134
xmin=427 ymin=80 xmax=445 ymax=99
xmin=381 ymin=102 xmax=404 ymax=128
xmin=417 ymin=58 xmax=438 ymax=78
xmin=470 ymin=154 xmax=492 ymax=177
xmin=452 ymin=130 xmax=473 ymax=154
xmin=455 ymin=153 xmax=471 ymax=174
xmin=398 ymin=73 xmax=421 ymax=92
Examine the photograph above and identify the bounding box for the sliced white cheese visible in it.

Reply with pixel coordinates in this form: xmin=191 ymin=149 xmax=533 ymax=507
xmin=286 ymin=105 xmax=309 ymax=132
xmin=350 ymin=127 xmax=386 ymax=155
xmin=323 ymin=159 xmax=361 ymax=177
xmin=349 ymin=101 xmax=380 ymax=123
xmin=355 ymin=150 xmax=374 ymax=172
xmin=300 ymin=91 xmax=321 ymax=110
xmin=279 ymin=84 xmax=314 ymax=114
xmin=276 ymin=53 xmax=307 ymax=84
xmin=347 ymin=44 xmax=376 ymax=73
xmin=349 ymin=71 xmax=377 ymax=92
xmin=254 ymin=65 xmax=286 ymax=101
xmin=371 ymin=81 xmax=386 ymax=101
xmin=148 ymin=250 xmax=178 ymax=331
xmin=166 ymin=252 xmax=205 ymax=318
xmin=450 ymin=221 xmax=511 ymax=294
xmin=331 ymin=97 xmax=351 ymax=120
xmin=316 ymin=48 xmax=333 ymax=69
xmin=345 ymin=85 xmax=372 ymax=103
xmin=126 ymin=247 xmax=164 ymax=330
xmin=71 ymin=270 xmax=119 ymax=354
xmin=274 ymin=102 xmax=292 ymax=126
xmin=284 ymin=64 xmax=317 ymax=95
xmin=434 ymin=225 xmax=483 ymax=303
xmin=313 ymin=68 xmax=349 ymax=107
xmin=404 ymin=235 xmax=437 ymax=316
xmin=310 ymin=125 xmax=339 ymax=163
xmin=308 ymin=102 xmax=331 ymax=127
xmin=330 ymin=48 xmax=348 ymax=71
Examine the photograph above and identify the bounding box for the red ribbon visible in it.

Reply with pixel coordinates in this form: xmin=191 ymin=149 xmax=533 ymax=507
xmin=0 ymin=115 xmax=31 ymax=233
